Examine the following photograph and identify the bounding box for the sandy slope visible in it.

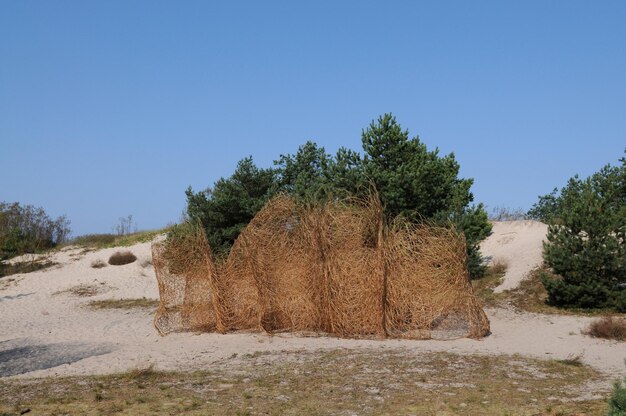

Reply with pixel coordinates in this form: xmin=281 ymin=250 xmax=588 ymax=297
xmin=0 ymin=227 xmax=624 ymax=389
xmin=480 ymin=220 xmax=548 ymax=292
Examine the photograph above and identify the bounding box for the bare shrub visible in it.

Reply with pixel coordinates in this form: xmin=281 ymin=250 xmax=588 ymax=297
xmin=489 ymin=206 xmax=528 ymax=221
xmin=108 ymin=251 xmax=137 ymax=266
xmin=91 ymin=259 xmax=107 ymax=269
xmin=488 ymin=259 xmax=508 ymax=276
xmin=140 ymin=259 xmax=153 ymax=268
xmin=114 ymin=215 xmax=136 ymax=236
xmin=584 ymin=316 xmax=626 ymax=341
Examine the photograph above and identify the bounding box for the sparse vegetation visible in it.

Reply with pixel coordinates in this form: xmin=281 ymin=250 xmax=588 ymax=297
xmin=54 ymin=284 xmax=107 ymax=297
xmin=556 ymin=352 xmax=584 ymax=367
xmin=108 ymin=251 xmax=137 ymax=266
xmin=472 ymin=259 xmax=508 ymax=308
xmin=0 ymin=259 xmax=57 ymax=278
xmin=90 ymin=259 xmax=107 ymax=269
xmin=489 ymin=206 xmax=528 ymax=221
xmin=71 ymin=234 xmax=117 ymax=247
xmin=0 ymin=201 xmax=71 ymax=260
xmin=69 ymin=229 xmax=167 ymax=250
xmin=0 ymin=350 xmax=607 ymax=415
xmin=87 ymin=298 xmax=158 ymax=310
xmin=584 ymin=316 xmax=626 ymax=341
xmin=473 ymin=266 xmax=626 ymax=318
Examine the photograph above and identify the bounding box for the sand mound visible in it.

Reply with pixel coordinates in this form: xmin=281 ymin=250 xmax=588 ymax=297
xmin=480 ymin=220 xmax=548 ymax=292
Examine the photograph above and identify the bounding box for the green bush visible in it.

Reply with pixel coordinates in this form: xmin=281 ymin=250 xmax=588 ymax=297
xmin=186 ymin=114 xmax=492 ymax=277
xmin=0 ymin=202 xmax=70 ymax=260
xmin=537 ymin=151 xmax=626 ymax=311
xmin=608 ymin=360 xmax=626 ymax=416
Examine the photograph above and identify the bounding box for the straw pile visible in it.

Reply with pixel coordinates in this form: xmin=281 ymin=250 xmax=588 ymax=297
xmin=153 ymin=195 xmax=489 ymax=339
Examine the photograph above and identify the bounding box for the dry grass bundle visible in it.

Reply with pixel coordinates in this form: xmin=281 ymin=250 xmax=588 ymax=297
xmin=583 ymin=316 xmax=626 ymax=341
xmin=152 ymin=194 xmax=490 ymax=339
xmin=108 ymin=251 xmax=137 ymax=266
xmin=91 ymin=259 xmax=107 ymax=269
xmin=152 ymin=222 xmax=219 ymax=335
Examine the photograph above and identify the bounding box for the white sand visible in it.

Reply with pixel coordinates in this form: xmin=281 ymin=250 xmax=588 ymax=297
xmin=480 ymin=220 xmax=548 ymax=292
xmin=0 ymin=228 xmax=624 ymax=390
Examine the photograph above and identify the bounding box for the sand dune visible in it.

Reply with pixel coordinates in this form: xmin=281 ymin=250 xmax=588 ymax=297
xmin=0 ymin=224 xmax=624 ymax=393
xmin=480 ymin=220 xmax=548 ymax=292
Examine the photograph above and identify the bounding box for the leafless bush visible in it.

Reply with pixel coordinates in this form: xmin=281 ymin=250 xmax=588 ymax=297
xmin=108 ymin=251 xmax=137 ymax=266
xmin=489 ymin=206 xmax=528 ymax=221
xmin=583 ymin=316 xmax=626 ymax=341
xmin=114 ymin=215 xmax=137 ymax=236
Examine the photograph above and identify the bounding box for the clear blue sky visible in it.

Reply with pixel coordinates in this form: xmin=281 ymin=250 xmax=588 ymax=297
xmin=1 ymin=1 xmax=625 ymax=236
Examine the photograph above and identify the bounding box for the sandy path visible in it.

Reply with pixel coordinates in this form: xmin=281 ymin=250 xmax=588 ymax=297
xmin=480 ymin=220 xmax=548 ymax=292
xmin=0 ymin=237 xmax=624 ymax=388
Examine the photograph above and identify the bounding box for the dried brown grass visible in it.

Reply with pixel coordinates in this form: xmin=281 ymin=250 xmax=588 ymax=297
xmin=584 ymin=316 xmax=626 ymax=341
xmin=152 ymin=195 xmax=489 ymax=340
xmin=108 ymin=251 xmax=137 ymax=266
xmin=91 ymin=259 xmax=107 ymax=269
xmin=488 ymin=259 xmax=508 ymax=275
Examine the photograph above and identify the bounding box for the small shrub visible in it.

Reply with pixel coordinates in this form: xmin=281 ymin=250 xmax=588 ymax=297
xmin=488 ymin=259 xmax=508 ymax=276
xmin=584 ymin=316 xmax=626 ymax=341
xmin=108 ymin=251 xmax=137 ymax=266
xmin=140 ymin=259 xmax=152 ymax=268
xmin=608 ymin=359 xmax=626 ymax=416
xmin=91 ymin=260 xmax=107 ymax=269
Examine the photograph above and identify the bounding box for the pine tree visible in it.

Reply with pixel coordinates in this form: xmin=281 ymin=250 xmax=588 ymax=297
xmin=540 ymin=152 xmax=626 ymax=311
xmin=360 ymin=114 xmax=492 ymax=278
xmin=185 ymin=157 xmax=276 ymax=255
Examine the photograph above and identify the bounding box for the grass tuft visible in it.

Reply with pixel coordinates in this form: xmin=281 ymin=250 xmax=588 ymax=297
xmin=90 ymin=259 xmax=107 ymax=269
xmin=87 ymin=298 xmax=158 ymax=310
xmin=108 ymin=251 xmax=137 ymax=266
xmin=556 ymin=353 xmax=584 ymax=367
xmin=55 ymin=284 xmax=107 ymax=297
xmin=584 ymin=316 xmax=626 ymax=341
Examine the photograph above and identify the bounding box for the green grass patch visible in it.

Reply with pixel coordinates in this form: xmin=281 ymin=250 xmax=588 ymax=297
xmin=67 ymin=228 xmax=170 ymax=250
